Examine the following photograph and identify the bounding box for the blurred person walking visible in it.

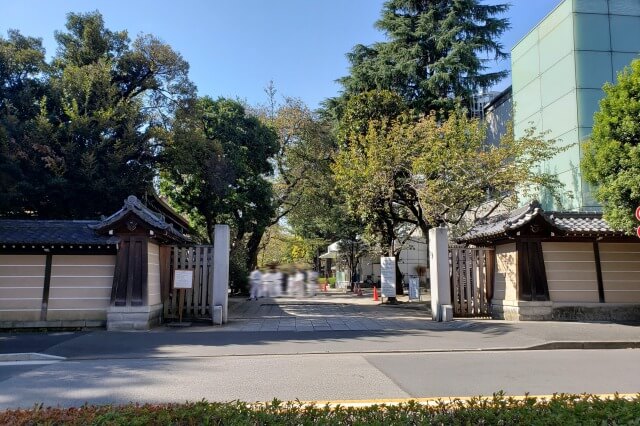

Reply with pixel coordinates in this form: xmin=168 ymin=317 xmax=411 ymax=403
xmin=248 ymin=267 xmax=262 ymax=300
xmin=307 ymin=269 xmax=318 ymax=296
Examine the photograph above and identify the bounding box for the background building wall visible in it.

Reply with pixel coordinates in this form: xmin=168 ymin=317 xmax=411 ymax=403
xmin=512 ymin=0 xmax=640 ymax=211
xmin=483 ymin=87 xmax=512 ymax=147
xmin=359 ymin=236 xmax=428 ymax=285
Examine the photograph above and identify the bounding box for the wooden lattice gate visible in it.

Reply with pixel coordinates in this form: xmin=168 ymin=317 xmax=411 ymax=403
xmin=449 ymin=247 xmax=495 ymax=317
xmin=160 ymin=245 xmax=214 ymax=321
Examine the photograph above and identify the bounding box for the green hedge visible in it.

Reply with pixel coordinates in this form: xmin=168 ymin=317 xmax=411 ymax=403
xmin=1 ymin=393 xmax=638 ymax=425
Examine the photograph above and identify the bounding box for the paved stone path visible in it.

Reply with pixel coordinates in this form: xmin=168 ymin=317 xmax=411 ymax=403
xmin=225 ymin=290 xmax=434 ymax=332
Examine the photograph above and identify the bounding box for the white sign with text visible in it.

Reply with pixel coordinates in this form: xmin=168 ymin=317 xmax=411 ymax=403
xmin=408 ymin=275 xmax=420 ymax=300
xmin=380 ymin=256 xmax=396 ymax=298
xmin=174 ymin=269 xmax=194 ymax=289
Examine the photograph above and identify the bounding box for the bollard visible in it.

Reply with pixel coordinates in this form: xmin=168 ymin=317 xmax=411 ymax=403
xmin=212 ymin=305 xmax=223 ymax=325
xmin=441 ymin=304 xmax=453 ymax=322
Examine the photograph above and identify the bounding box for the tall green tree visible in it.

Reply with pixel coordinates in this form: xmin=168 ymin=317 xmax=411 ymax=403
xmin=253 ymin=84 xmax=341 ymax=268
xmin=582 ymin=59 xmax=640 ymax=233
xmin=161 ymin=97 xmax=278 ymax=287
xmin=328 ymin=0 xmax=509 ymax=115
xmin=0 ymin=30 xmax=47 ymax=214
xmin=254 ymin=86 xmax=336 ymax=225
xmin=333 ymin=96 xmax=567 ymax=244
xmin=0 ymin=11 xmax=194 ymax=218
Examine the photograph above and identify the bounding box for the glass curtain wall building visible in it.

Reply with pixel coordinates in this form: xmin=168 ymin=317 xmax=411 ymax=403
xmin=512 ymin=0 xmax=640 ymax=211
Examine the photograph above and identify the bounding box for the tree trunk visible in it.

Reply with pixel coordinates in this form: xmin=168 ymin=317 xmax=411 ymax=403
xmin=394 ymin=255 xmax=403 ymax=295
xmin=245 ymin=229 xmax=264 ymax=271
xmin=206 ymin=220 xmax=215 ymax=244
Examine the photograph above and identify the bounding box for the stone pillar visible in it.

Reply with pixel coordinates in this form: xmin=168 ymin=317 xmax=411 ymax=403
xmin=429 ymin=227 xmax=451 ymax=321
xmin=212 ymin=224 xmax=230 ymax=324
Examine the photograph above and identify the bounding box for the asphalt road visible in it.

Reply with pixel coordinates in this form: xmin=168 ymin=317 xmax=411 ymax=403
xmin=0 ymin=349 xmax=638 ymax=409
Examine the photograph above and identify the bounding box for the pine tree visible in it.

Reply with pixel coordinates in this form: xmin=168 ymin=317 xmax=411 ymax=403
xmin=337 ymin=0 xmax=510 ymax=113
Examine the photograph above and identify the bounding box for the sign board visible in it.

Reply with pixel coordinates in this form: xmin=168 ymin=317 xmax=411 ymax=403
xmin=637 ymin=226 xmax=640 ymax=239
xmin=408 ymin=275 xmax=420 ymax=300
xmin=380 ymin=256 xmax=396 ymax=298
xmin=636 ymin=206 xmax=640 ymax=222
xmin=174 ymin=269 xmax=194 ymax=289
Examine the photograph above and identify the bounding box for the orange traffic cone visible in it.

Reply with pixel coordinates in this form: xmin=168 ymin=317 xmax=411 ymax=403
xmin=373 ymin=286 xmax=379 ymax=301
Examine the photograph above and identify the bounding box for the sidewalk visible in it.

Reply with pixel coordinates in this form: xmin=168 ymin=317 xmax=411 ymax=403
xmin=225 ymin=288 xmax=431 ymax=332
xmin=1 ymin=289 xmax=638 ymax=360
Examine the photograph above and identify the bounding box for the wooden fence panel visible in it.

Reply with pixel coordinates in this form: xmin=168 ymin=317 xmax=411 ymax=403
xmin=160 ymin=245 xmax=214 ymax=321
xmin=452 ymin=249 xmax=460 ymax=314
xmin=449 ymin=247 xmax=493 ymax=317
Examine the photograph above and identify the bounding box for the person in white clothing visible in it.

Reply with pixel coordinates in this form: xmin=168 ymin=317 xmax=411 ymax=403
xmin=307 ymin=269 xmax=318 ymax=296
xmin=248 ymin=267 xmax=262 ymax=300
xmin=261 ymin=268 xmax=272 ymax=298
xmin=271 ymin=269 xmax=283 ymax=297
xmin=293 ymin=268 xmax=305 ymax=297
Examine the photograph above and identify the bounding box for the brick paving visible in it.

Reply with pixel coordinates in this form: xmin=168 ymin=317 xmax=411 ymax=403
xmin=226 ymin=289 xmax=434 ymax=332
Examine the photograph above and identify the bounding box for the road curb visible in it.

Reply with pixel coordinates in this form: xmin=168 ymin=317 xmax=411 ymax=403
xmin=295 ymin=393 xmax=640 ymax=408
xmin=0 ymin=352 xmax=65 ymax=365
xmin=50 ymin=341 xmax=640 ymax=361
xmin=524 ymin=341 xmax=640 ymax=350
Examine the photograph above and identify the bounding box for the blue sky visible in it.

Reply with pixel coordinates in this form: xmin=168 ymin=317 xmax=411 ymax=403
xmin=2 ymin=0 xmax=560 ymax=109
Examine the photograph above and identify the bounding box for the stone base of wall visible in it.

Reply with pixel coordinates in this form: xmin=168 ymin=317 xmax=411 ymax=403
xmin=492 ymin=300 xmax=640 ymax=321
xmin=0 ymin=319 xmax=105 ymax=330
xmin=551 ymin=303 xmax=640 ymax=322
xmin=107 ymin=303 xmax=163 ymax=331
xmin=491 ymin=300 xmax=553 ymax=321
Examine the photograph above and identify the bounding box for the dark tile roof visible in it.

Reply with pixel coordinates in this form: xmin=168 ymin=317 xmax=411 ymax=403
xmin=0 ymin=220 xmax=118 ymax=245
xmin=548 ymin=212 xmax=613 ymax=233
xmin=458 ymin=201 xmax=622 ymax=244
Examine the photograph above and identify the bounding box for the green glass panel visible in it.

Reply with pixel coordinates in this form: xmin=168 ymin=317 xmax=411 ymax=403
xmin=541 ymin=53 xmax=576 ymax=106
xmin=542 ymin=91 xmax=578 ymax=138
xmin=512 ymin=28 xmax=539 ymax=63
xmin=539 ymin=15 xmax=574 ymax=72
xmin=514 ymin=111 xmax=542 ymax=140
xmin=577 ymin=88 xmax=605 ymax=128
xmin=575 ymin=51 xmax=613 ymax=88
xmin=546 ymin=128 xmax=580 ymax=175
xmin=574 ymin=13 xmax=610 ymax=51
xmin=536 ymin=166 xmax=581 ymax=211
xmin=513 ymin=78 xmax=542 ymax=125
xmin=609 ymin=1 xmax=640 ymax=16
xmin=539 ymin=0 xmax=572 ymax=38
xmin=610 ymin=16 xmax=640 ymax=52
xmin=581 ymin=179 xmax=601 ymax=211
xmin=578 ymin=126 xmax=593 ymax=142
xmin=613 ymin=53 xmax=640 ymax=78
xmin=573 ymin=0 xmax=608 ymax=13
xmin=512 ymin=45 xmax=540 ymax=89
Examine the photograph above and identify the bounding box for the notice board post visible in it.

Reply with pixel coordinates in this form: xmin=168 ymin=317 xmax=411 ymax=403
xmin=380 ymin=256 xmax=396 ymax=302
xmin=173 ymin=269 xmax=194 ymax=323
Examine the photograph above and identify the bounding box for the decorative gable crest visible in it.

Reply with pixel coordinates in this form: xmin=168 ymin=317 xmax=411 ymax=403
xmin=89 ymin=196 xmax=190 ymax=244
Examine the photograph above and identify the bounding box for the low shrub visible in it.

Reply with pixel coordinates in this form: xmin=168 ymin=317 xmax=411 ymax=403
xmin=1 ymin=393 xmax=638 ymax=425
